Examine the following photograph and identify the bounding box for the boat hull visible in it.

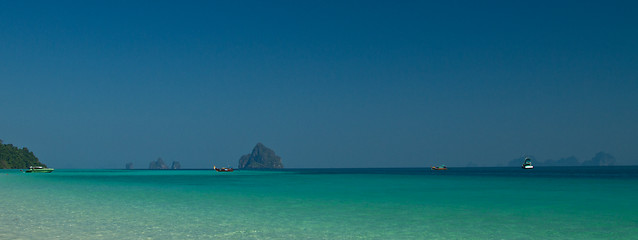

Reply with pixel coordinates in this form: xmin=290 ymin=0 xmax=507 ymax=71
xmin=214 ymin=167 xmax=234 ymax=172
xmin=26 ymin=168 xmax=54 ymax=173
xmin=522 ymin=165 xmax=534 ymax=169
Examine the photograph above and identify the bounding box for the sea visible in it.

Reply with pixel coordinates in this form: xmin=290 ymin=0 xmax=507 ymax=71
xmin=1 ymin=167 xmax=637 ymax=240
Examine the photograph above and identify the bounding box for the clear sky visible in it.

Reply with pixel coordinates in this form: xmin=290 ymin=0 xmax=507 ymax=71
xmin=1 ymin=0 xmax=637 ymax=168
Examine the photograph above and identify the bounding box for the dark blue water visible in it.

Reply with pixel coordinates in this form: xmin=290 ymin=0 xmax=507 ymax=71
xmin=285 ymin=166 xmax=638 ymax=179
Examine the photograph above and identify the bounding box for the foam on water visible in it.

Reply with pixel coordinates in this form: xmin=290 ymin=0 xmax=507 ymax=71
xmin=1 ymin=167 xmax=637 ymax=239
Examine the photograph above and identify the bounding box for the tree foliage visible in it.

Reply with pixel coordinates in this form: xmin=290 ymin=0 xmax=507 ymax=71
xmin=0 ymin=139 xmax=46 ymax=169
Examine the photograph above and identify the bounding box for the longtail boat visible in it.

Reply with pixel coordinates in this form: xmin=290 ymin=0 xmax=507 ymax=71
xmin=431 ymin=165 xmax=447 ymax=170
xmin=214 ymin=166 xmax=234 ymax=172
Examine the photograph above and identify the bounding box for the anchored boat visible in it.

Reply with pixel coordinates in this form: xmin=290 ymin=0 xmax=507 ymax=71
xmin=214 ymin=166 xmax=234 ymax=172
xmin=522 ymin=157 xmax=534 ymax=169
xmin=431 ymin=165 xmax=447 ymax=170
xmin=25 ymin=166 xmax=54 ymax=173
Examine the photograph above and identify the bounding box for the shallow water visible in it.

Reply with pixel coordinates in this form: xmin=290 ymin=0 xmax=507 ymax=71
xmin=1 ymin=167 xmax=637 ymax=239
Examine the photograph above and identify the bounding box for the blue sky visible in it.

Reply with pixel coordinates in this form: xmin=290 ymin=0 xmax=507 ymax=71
xmin=1 ymin=0 xmax=637 ymax=168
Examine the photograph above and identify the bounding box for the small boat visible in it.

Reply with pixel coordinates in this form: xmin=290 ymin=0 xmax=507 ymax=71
xmin=431 ymin=165 xmax=447 ymax=170
xmin=25 ymin=166 xmax=54 ymax=173
xmin=522 ymin=157 xmax=533 ymax=169
xmin=214 ymin=166 xmax=234 ymax=172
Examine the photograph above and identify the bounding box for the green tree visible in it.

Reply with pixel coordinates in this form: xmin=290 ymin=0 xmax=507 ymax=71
xmin=0 ymin=140 xmax=46 ymax=169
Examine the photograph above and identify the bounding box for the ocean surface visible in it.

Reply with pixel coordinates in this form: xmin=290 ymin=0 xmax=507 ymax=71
xmin=1 ymin=167 xmax=637 ymax=239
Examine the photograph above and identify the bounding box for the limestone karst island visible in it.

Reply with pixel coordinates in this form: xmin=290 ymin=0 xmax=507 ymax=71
xmin=148 ymin=158 xmax=181 ymax=169
xmin=239 ymin=143 xmax=284 ymax=169
xmin=123 ymin=143 xmax=283 ymax=170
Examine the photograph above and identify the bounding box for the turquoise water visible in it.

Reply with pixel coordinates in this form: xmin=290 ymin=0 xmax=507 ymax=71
xmin=1 ymin=167 xmax=637 ymax=239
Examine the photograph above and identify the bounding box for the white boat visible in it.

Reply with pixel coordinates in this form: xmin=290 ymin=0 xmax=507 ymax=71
xmin=522 ymin=157 xmax=533 ymax=169
xmin=25 ymin=166 xmax=54 ymax=173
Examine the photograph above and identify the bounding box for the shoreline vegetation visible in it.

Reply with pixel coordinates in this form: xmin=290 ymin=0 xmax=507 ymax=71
xmin=0 ymin=139 xmax=47 ymax=169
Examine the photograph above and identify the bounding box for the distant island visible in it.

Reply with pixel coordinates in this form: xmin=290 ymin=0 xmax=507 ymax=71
xmin=148 ymin=158 xmax=181 ymax=169
xmin=0 ymin=139 xmax=47 ymax=169
xmin=238 ymin=143 xmax=284 ymax=169
xmin=507 ymin=151 xmax=616 ymax=167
